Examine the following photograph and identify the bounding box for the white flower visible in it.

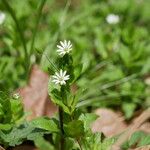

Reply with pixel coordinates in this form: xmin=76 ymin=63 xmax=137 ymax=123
xmin=0 ymin=12 xmax=6 ymax=25
xmin=52 ymin=69 xmax=70 ymax=85
xmin=57 ymin=40 xmax=72 ymax=56
xmin=13 ymin=93 xmax=20 ymax=99
xmin=106 ymin=14 xmax=119 ymax=24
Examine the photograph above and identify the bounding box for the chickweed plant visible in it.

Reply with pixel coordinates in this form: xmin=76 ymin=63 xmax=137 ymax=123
xmin=47 ymin=40 xmax=114 ymax=150
xmin=0 ymin=41 xmax=114 ymax=150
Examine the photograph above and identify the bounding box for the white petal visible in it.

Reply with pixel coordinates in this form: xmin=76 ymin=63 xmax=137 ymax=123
xmin=60 ymin=81 xmax=66 ymax=85
xmin=57 ymin=45 xmax=64 ymax=49
xmin=57 ymin=49 xmax=64 ymax=52
xmin=52 ymin=76 xmax=59 ymax=79
xmin=68 ymin=41 xmax=71 ymax=46
xmin=64 ymin=77 xmax=69 ymax=81
xmin=64 ymin=40 xmax=67 ymax=47
xmin=60 ymin=41 xmax=65 ymax=47
xmin=64 ymin=75 xmax=69 ymax=80
xmin=62 ymin=71 xmax=67 ymax=77
xmin=55 ymin=72 xmax=60 ymax=77
xmin=60 ymin=70 xmax=63 ymax=76
xmin=68 ymin=45 xmax=72 ymax=49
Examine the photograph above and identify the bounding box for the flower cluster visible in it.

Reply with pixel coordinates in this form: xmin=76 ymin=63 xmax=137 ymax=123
xmin=51 ymin=40 xmax=72 ymax=85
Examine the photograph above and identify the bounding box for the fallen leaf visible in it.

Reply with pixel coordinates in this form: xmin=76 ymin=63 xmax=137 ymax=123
xmin=0 ymin=145 xmax=5 ymax=150
xmin=18 ymin=65 xmax=57 ymax=120
xmin=112 ymin=109 xmax=150 ymax=150
xmin=91 ymin=108 xmax=127 ymax=137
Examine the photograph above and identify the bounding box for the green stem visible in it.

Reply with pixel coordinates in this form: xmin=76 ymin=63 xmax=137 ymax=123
xmin=77 ymin=138 xmax=83 ymax=150
xmin=58 ymin=107 xmax=64 ymax=150
xmin=30 ymin=0 xmax=46 ymax=55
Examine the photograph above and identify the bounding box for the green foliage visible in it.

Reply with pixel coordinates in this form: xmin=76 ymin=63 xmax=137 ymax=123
xmin=122 ymin=131 xmax=150 ymax=149
xmin=0 ymin=0 xmax=150 ymax=118
xmin=64 ymin=120 xmax=84 ymax=138
xmin=81 ymin=132 xmax=115 ymax=150
xmin=0 ymin=91 xmax=24 ymax=130
xmin=30 ymin=117 xmax=59 ymax=133
xmin=0 ymin=0 xmax=150 ymax=149
xmin=0 ymin=122 xmax=51 ymax=147
xmin=34 ymin=136 xmax=55 ymax=150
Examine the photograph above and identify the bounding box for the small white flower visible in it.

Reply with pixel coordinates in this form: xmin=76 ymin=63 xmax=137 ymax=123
xmin=0 ymin=12 xmax=6 ymax=25
xmin=57 ymin=40 xmax=72 ymax=56
xmin=13 ymin=93 xmax=20 ymax=99
xmin=106 ymin=14 xmax=119 ymax=24
xmin=52 ymin=69 xmax=70 ymax=85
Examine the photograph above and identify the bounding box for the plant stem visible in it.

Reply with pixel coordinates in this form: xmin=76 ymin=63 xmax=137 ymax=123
xmin=2 ymin=0 xmax=29 ymax=71
xmin=77 ymin=138 xmax=83 ymax=150
xmin=58 ymin=107 xmax=64 ymax=150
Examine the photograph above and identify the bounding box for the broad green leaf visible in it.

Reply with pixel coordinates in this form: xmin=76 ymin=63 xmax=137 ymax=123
xmin=138 ymin=135 xmax=150 ymax=146
xmin=34 ymin=136 xmax=55 ymax=150
xmin=0 ymin=123 xmax=12 ymax=130
xmin=30 ymin=117 xmax=59 ymax=133
xmin=129 ymin=131 xmax=145 ymax=146
xmin=64 ymin=120 xmax=84 ymax=138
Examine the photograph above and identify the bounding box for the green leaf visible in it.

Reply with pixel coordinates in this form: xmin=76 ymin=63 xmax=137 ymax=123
xmin=34 ymin=136 xmax=55 ymax=150
xmin=138 ymin=135 xmax=150 ymax=146
xmin=129 ymin=131 xmax=145 ymax=146
xmin=10 ymin=99 xmax=24 ymax=123
xmin=74 ymin=64 xmax=83 ymax=80
xmin=0 ymin=123 xmax=35 ymax=146
xmin=119 ymin=44 xmax=131 ymax=66
xmin=79 ymin=113 xmax=98 ymax=130
xmin=64 ymin=120 xmax=84 ymax=138
xmin=101 ymin=137 xmax=115 ymax=150
xmin=0 ymin=91 xmax=12 ymax=123
xmin=122 ymin=102 xmax=136 ymax=119
xmin=0 ymin=123 xmax=12 ymax=130
xmin=81 ymin=131 xmax=115 ymax=150
xmin=30 ymin=117 xmax=59 ymax=133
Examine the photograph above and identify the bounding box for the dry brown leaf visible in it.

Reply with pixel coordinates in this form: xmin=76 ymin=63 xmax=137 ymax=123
xmin=112 ymin=109 xmax=150 ymax=150
xmin=18 ymin=65 xmax=57 ymax=120
xmin=91 ymin=108 xmax=127 ymax=137
xmin=0 ymin=145 xmax=5 ymax=150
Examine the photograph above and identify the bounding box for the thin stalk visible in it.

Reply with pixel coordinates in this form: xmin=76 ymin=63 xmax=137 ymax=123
xmin=77 ymin=93 xmax=134 ymax=108
xmin=77 ymin=138 xmax=83 ymax=150
xmin=2 ymin=0 xmax=29 ymax=70
xmin=43 ymin=53 xmax=59 ymax=72
xmin=30 ymin=0 xmax=46 ymax=55
xmin=99 ymin=73 xmax=138 ymax=90
xmin=41 ymin=0 xmax=71 ymax=63
xmin=58 ymin=107 xmax=64 ymax=150
xmin=80 ymin=73 xmax=139 ymax=100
